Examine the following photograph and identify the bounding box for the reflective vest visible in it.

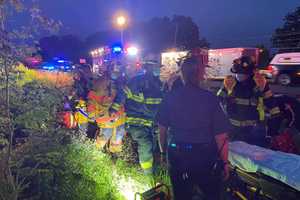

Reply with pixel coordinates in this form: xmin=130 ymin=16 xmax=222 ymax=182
xmin=218 ymin=79 xmax=280 ymax=128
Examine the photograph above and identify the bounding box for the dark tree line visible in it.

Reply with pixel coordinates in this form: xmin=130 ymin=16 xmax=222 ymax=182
xmin=38 ymin=15 xmax=209 ymax=63
xmin=272 ymin=6 xmax=300 ymax=53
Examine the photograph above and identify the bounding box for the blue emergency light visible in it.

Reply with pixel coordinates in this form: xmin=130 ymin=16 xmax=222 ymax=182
xmin=112 ymin=45 xmax=122 ymax=54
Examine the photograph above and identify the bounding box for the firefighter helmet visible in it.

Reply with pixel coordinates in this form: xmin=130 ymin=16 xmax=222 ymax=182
xmin=231 ymin=56 xmax=256 ymax=75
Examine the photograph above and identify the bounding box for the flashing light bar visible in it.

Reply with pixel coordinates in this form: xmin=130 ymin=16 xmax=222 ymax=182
xmin=127 ymin=46 xmax=138 ymax=56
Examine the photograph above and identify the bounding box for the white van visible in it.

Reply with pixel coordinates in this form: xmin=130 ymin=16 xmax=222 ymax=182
xmin=267 ymin=53 xmax=300 ymax=85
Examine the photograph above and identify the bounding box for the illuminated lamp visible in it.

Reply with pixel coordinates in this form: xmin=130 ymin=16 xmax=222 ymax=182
xmin=112 ymin=45 xmax=123 ymax=54
xmin=98 ymin=48 xmax=104 ymax=54
xmin=134 ymin=183 xmax=170 ymax=200
xmin=127 ymin=46 xmax=138 ymax=56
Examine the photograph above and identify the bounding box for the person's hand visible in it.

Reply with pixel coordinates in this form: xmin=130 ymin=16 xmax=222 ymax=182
xmin=108 ymin=107 xmax=117 ymax=118
xmin=223 ymin=162 xmax=230 ymax=181
xmin=224 ymin=75 xmax=236 ymax=95
xmin=253 ymin=71 xmax=267 ymax=91
xmin=160 ymin=153 xmax=168 ymax=168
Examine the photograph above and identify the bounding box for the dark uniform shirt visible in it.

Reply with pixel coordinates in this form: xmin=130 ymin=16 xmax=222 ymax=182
xmin=157 ymin=85 xmax=230 ymax=144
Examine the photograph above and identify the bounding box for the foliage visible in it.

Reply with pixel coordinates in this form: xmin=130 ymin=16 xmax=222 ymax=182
xmin=0 ymin=70 xmax=171 ymax=200
xmin=42 ymin=15 xmax=209 ymax=61
xmin=272 ymin=6 xmax=300 ymax=53
xmin=15 ymin=64 xmax=73 ymax=88
xmin=39 ymin=35 xmax=87 ymax=63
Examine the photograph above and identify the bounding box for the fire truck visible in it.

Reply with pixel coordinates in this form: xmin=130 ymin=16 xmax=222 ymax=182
xmin=90 ymin=45 xmax=142 ymax=77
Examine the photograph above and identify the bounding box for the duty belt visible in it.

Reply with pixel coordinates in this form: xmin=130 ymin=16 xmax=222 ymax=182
xmin=169 ymin=143 xmax=210 ymax=151
xmin=229 ymin=119 xmax=257 ymax=127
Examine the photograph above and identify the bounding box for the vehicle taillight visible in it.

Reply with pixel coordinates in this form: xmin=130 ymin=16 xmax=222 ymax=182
xmin=267 ymin=65 xmax=273 ymax=71
xmin=267 ymin=65 xmax=278 ymax=75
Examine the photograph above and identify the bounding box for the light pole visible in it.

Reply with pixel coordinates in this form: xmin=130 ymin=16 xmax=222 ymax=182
xmin=116 ymin=15 xmax=126 ymax=45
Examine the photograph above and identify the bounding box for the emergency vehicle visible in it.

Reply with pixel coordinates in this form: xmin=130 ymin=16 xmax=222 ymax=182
xmin=207 ymin=48 xmax=259 ymax=79
xmin=161 ymin=48 xmax=259 ymax=80
xmin=90 ymin=45 xmax=142 ymax=76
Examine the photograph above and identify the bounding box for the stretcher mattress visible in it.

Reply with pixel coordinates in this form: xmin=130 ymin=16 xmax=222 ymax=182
xmin=229 ymin=141 xmax=300 ymax=191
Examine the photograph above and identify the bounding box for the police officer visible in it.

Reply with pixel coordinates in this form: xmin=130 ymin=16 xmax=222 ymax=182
xmin=110 ymin=59 xmax=163 ymax=174
xmin=157 ymin=54 xmax=230 ymax=200
xmin=217 ymin=56 xmax=281 ymax=146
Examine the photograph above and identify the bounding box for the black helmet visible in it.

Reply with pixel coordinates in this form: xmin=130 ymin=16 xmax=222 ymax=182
xmin=231 ymin=56 xmax=255 ymax=75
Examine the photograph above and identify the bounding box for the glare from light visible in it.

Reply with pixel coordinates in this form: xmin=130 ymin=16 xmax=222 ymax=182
xmin=112 ymin=170 xmax=151 ymax=200
xmin=57 ymin=60 xmax=65 ymax=63
xmin=127 ymin=46 xmax=138 ymax=56
xmin=98 ymin=48 xmax=104 ymax=54
xmin=112 ymin=46 xmax=122 ymax=54
xmin=117 ymin=16 xmax=126 ymax=27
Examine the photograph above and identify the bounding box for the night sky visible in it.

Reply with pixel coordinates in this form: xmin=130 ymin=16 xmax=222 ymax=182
xmin=37 ymin=0 xmax=300 ymax=48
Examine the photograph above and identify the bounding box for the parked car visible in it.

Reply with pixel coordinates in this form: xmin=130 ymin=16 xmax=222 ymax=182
xmin=266 ymin=53 xmax=300 ymax=85
xmin=40 ymin=59 xmax=75 ymax=72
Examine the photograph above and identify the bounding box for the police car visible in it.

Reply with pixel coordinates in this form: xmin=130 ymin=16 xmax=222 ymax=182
xmin=40 ymin=59 xmax=74 ymax=72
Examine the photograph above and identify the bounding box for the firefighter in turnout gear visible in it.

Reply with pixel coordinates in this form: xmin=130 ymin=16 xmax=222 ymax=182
xmin=87 ymin=69 xmax=126 ymax=153
xmin=110 ymin=59 xmax=163 ymax=174
xmin=217 ymin=56 xmax=281 ymax=146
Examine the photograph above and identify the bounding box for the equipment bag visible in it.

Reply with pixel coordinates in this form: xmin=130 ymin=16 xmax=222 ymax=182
xmin=270 ymin=129 xmax=298 ymax=154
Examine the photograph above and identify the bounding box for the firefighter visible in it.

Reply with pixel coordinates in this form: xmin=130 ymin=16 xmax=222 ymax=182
xmin=217 ymin=56 xmax=281 ymax=147
xmin=110 ymin=59 xmax=163 ymax=174
xmin=73 ymin=64 xmax=93 ymax=101
xmin=73 ymin=64 xmax=94 ymax=136
xmin=87 ymin=73 xmax=126 ymax=153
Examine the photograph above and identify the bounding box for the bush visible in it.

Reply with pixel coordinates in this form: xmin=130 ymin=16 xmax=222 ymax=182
xmin=0 ymin=69 xmax=171 ymax=200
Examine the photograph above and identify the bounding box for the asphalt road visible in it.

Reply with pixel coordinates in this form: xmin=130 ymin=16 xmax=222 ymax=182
xmin=205 ymin=80 xmax=300 ymax=97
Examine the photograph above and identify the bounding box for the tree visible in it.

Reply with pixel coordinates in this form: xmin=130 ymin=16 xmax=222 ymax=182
xmin=272 ymin=7 xmax=300 ymax=52
xmin=172 ymin=15 xmax=209 ymax=50
xmin=85 ymin=15 xmax=209 ymax=55
xmin=0 ymin=1 xmax=60 ymax=199
xmin=39 ymin=35 xmax=86 ymax=63
xmin=132 ymin=15 xmax=209 ymax=54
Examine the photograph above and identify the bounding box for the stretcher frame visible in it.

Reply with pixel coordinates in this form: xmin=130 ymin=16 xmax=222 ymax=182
xmin=228 ymin=164 xmax=300 ymax=200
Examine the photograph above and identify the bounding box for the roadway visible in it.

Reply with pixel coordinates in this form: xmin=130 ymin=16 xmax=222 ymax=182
xmin=205 ymin=80 xmax=300 ymax=97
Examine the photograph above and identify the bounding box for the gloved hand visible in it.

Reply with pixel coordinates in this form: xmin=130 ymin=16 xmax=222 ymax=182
xmin=253 ymin=71 xmax=267 ymax=91
xmin=108 ymin=107 xmax=118 ymax=118
xmin=224 ymin=75 xmax=236 ymax=95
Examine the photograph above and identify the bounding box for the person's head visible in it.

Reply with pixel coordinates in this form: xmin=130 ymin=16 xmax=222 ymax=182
xmin=77 ymin=64 xmax=92 ymax=79
xmin=142 ymin=60 xmax=160 ymax=77
xmin=231 ymin=56 xmax=256 ymax=82
xmin=92 ymin=76 xmax=109 ymax=94
xmin=180 ymin=55 xmax=207 ymax=86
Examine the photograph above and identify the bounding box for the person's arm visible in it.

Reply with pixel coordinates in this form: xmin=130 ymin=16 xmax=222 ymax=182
xmin=158 ymin=124 xmax=168 ymax=154
xmin=156 ymin=95 xmax=171 ymax=154
xmin=110 ymin=86 xmax=128 ymax=114
xmin=212 ymin=100 xmax=231 ymax=180
xmin=254 ymin=81 xmax=281 ymax=135
xmin=215 ymin=133 xmax=228 ymax=163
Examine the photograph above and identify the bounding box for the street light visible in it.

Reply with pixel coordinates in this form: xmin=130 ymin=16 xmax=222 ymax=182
xmin=117 ymin=16 xmax=126 ymax=27
xmin=116 ymin=15 xmax=127 ymax=45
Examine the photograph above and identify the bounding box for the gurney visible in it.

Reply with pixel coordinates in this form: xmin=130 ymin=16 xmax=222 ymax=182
xmin=228 ymin=141 xmax=300 ymax=200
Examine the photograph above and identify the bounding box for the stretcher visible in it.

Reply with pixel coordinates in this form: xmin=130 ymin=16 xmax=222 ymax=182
xmin=228 ymin=141 xmax=300 ymax=200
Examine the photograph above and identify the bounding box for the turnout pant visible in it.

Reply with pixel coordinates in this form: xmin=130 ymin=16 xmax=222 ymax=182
xmin=168 ymin=143 xmax=222 ymax=200
xmin=127 ymin=125 xmax=153 ymax=173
